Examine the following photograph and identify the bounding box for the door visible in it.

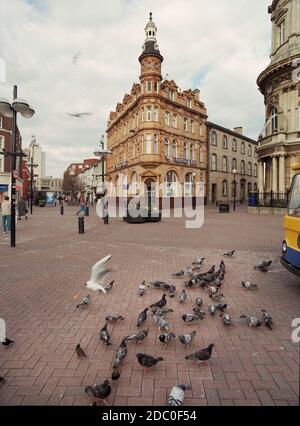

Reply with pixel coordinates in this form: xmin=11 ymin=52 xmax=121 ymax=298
xmin=211 ymin=184 xmax=217 ymax=203
xmin=145 ymin=179 xmax=156 ymax=214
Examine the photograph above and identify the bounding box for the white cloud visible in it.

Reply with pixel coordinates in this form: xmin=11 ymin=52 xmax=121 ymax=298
xmin=0 ymin=0 xmax=271 ymax=177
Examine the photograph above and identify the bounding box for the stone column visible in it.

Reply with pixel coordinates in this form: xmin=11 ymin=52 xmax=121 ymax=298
xmin=272 ymin=156 xmax=278 ymax=193
xmin=278 ymin=155 xmax=285 ymax=193
xmin=258 ymin=160 xmax=264 ymax=193
xmin=265 ymin=159 xmax=271 ymax=192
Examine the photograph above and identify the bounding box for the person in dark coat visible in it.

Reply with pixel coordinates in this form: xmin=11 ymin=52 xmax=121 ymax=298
xmin=17 ymin=197 xmax=28 ymax=220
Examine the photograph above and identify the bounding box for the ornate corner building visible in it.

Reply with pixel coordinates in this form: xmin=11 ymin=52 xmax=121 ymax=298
xmin=106 ymin=14 xmax=208 ymax=204
xmin=257 ymin=0 xmax=300 ymax=194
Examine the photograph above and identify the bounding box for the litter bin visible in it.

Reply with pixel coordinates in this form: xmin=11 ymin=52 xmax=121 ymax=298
xmin=84 ymin=206 xmax=89 ymax=217
xmin=249 ymin=193 xmax=256 ymax=207
xmin=219 ymin=204 xmax=230 ymax=213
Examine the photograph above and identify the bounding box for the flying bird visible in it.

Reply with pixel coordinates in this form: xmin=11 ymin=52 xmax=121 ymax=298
xmin=85 ymin=255 xmax=112 ymax=293
xmin=85 ymin=380 xmax=111 ymax=406
xmin=75 ymin=344 xmax=87 ymax=358
xmin=66 ymin=112 xmax=93 ymax=118
xmin=185 ymin=343 xmax=214 ymax=364
xmin=168 ymin=384 xmax=190 ymax=406
xmin=76 ymin=295 xmax=91 ymax=308
xmin=72 ymin=52 xmax=82 ymax=64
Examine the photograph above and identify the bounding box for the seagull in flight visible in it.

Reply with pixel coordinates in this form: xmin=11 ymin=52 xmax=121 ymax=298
xmin=72 ymin=52 xmax=82 ymax=64
xmin=85 ymin=255 xmax=112 ymax=294
xmin=66 ymin=112 xmax=93 ymax=118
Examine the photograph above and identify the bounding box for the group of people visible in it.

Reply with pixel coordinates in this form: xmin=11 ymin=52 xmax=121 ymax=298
xmin=1 ymin=196 xmax=28 ymax=234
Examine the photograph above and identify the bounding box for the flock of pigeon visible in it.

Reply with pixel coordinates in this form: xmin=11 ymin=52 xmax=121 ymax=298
xmin=0 ymin=252 xmax=275 ymax=406
xmin=69 ymin=251 xmax=275 ymax=406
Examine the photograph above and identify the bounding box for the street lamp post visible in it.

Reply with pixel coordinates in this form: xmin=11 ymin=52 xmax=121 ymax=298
xmin=26 ymin=160 xmax=38 ymax=214
xmin=233 ymin=169 xmax=237 ymax=211
xmin=0 ymin=87 xmax=35 ymax=247
xmin=93 ymin=134 xmax=112 ymax=225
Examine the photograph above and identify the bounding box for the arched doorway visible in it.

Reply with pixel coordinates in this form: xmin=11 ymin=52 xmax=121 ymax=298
xmin=144 ymin=178 xmax=156 ymax=214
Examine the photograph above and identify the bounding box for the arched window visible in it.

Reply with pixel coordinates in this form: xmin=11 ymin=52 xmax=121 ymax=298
xmin=222 ymin=180 xmax=228 ymax=197
xmin=183 ymin=143 xmax=187 ymax=160
xmin=270 ymin=107 xmax=278 ymax=132
xmin=232 ymin=138 xmax=237 ymax=152
xmin=222 ymin=135 xmax=228 ymax=149
xmin=211 ymin=154 xmax=217 ymax=171
xmin=165 ymin=171 xmax=178 ymax=197
xmin=190 ymin=144 xmax=194 ymax=161
xmin=164 ymin=138 xmax=170 ymax=158
xmin=254 ymin=164 xmax=258 ymax=177
xmin=172 ymin=140 xmax=177 ymax=158
xmin=248 ymin=144 xmax=252 ymax=156
xmin=184 ymin=173 xmax=194 ymax=196
xmin=241 ymin=142 xmax=245 ymax=154
xmin=222 ymin=156 xmax=228 ymax=172
xmin=241 ymin=160 xmax=245 ymax=175
xmin=254 ymin=182 xmax=258 ymax=192
xmin=211 ymin=131 xmax=217 ymax=146
xmin=248 ymin=162 xmax=252 ymax=176
xmin=232 ymin=158 xmax=237 ymax=172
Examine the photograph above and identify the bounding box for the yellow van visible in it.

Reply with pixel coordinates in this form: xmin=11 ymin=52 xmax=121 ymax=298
xmin=281 ymin=163 xmax=300 ymax=276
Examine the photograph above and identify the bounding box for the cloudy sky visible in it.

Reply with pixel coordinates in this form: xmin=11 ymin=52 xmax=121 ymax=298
xmin=0 ymin=0 xmax=271 ymax=177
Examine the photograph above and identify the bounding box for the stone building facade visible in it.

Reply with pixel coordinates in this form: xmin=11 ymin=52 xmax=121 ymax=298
xmin=106 ymin=14 xmax=208 ymax=205
xmin=207 ymin=122 xmax=258 ymax=203
xmin=257 ymin=0 xmax=300 ymax=194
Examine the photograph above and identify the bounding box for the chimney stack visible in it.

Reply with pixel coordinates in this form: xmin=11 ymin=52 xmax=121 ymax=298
xmin=234 ymin=127 xmax=243 ymax=135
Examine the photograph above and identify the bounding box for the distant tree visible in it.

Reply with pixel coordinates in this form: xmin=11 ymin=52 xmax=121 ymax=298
xmin=62 ymin=174 xmax=85 ymax=200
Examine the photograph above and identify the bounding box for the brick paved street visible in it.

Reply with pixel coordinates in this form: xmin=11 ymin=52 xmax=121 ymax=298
xmin=0 ymin=205 xmax=299 ymax=406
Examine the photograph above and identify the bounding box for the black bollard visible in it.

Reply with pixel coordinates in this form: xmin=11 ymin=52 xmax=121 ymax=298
xmin=78 ymin=216 xmax=84 ymax=234
xmin=60 ymin=205 xmax=64 ymax=215
xmin=104 ymin=214 xmax=109 ymax=225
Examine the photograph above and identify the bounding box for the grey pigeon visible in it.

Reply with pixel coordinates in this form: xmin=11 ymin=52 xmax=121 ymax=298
xmin=261 ymin=309 xmax=273 ymax=329
xmin=219 ymin=260 xmax=226 ymax=272
xmin=137 ymin=308 xmax=149 ymax=327
xmin=105 ymin=314 xmax=124 ymax=323
xmin=208 ymin=305 xmax=216 ymax=315
xmin=254 ymin=260 xmax=272 ymax=272
xmin=113 ymin=339 xmax=127 ymax=369
xmin=185 ymin=344 xmax=214 ymax=363
xmin=240 ymin=315 xmax=262 ymax=327
xmin=208 ymin=286 xmax=218 ymax=298
xmin=111 ymin=370 xmax=120 ymax=381
xmin=224 ymin=250 xmax=236 ymax=257
xmin=104 ymin=280 xmax=114 ymax=292
xmin=125 ymin=329 xmax=148 ymax=343
xmin=76 ymin=295 xmax=91 ymax=308
xmin=178 ymin=331 xmax=196 ymax=348
xmin=172 ymin=270 xmax=184 ymax=277
xmin=148 ymin=282 xmax=171 ymax=290
xmin=215 ymin=303 xmax=227 ymax=312
xmin=192 ymin=308 xmax=206 ymax=319
xmin=153 ymin=315 xmax=169 ymax=332
xmin=221 ymin=313 xmax=232 ymax=326
xmin=182 ymin=314 xmax=202 ymax=324
xmin=178 ymin=289 xmax=187 ymax=303
xmin=192 ymin=257 xmax=205 ymax=266
xmin=75 ymin=344 xmax=87 ymax=358
xmin=195 ymin=297 xmax=203 ymax=307
xmin=186 ymin=266 xmax=193 ymax=276
xmin=138 ymin=281 xmax=146 ymax=296
xmin=168 ymin=285 xmax=176 ymax=298
xmin=100 ymin=323 xmax=111 ymax=346
xmin=241 ymin=281 xmax=258 ymax=290
xmin=212 ymin=293 xmax=225 ymax=302
xmin=85 ymin=380 xmax=111 ymax=405
xmin=159 ymin=332 xmax=176 ymax=347
xmin=150 ymin=294 xmax=167 ymax=309
xmin=153 ymin=308 xmax=173 ymax=318
xmin=168 ymin=384 xmax=190 ymax=406
xmin=137 ymin=353 xmax=164 ymax=371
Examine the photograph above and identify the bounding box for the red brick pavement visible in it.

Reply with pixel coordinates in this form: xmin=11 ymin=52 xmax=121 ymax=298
xmin=0 ymin=205 xmax=299 ymax=406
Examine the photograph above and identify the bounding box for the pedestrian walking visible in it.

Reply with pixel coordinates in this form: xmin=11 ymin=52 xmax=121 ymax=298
xmin=17 ymin=197 xmax=28 ymax=220
xmin=76 ymin=200 xmax=85 ymax=216
xmin=1 ymin=196 xmax=11 ymax=234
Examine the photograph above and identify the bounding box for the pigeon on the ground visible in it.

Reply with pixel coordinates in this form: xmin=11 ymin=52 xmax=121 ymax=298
xmin=137 ymin=308 xmax=149 ymax=327
xmin=1 ymin=338 xmax=14 ymax=347
xmin=138 ymin=281 xmax=146 ymax=296
xmin=100 ymin=323 xmax=111 ymax=346
xmin=125 ymin=329 xmax=148 ymax=343
xmin=185 ymin=344 xmax=214 ymax=363
xmin=178 ymin=289 xmax=187 ymax=303
xmin=159 ymin=332 xmax=176 ymax=347
xmin=186 ymin=266 xmax=193 ymax=276
xmin=172 ymin=270 xmax=184 ymax=277
xmin=184 ymin=279 xmax=197 ymax=288
xmin=192 ymin=257 xmax=205 ymax=266
xmin=76 ymin=295 xmax=91 ymax=308
xmin=136 ymin=353 xmax=164 ymax=371
xmin=212 ymin=293 xmax=225 ymax=302
xmin=168 ymin=384 xmax=191 ymax=406
xmin=195 ymin=297 xmax=203 ymax=307
xmin=182 ymin=314 xmax=202 ymax=325
xmin=104 ymin=280 xmax=114 ymax=292
xmin=111 ymin=370 xmax=120 ymax=381
xmin=153 ymin=308 xmax=173 ymax=318
xmin=240 ymin=315 xmax=262 ymax=327
xmin=148 ymin=281 xmax=171 ymax=290
xmin=219 ymin=260 xmax=226 ymax=272
xmin=153 ymin=315 xmax=169 ymax=332
xmin=215 ymin=303 xmax=227 ymax=313
xmin=261 ymin=309 xmax=273 ymax=329
xmin=75 ymin=344 xmax=87 ymax=358
xmin=208 ymin=286 xmax=218 ymax=298
xmin=221 ymin=313 xmax=232 ymax=326
xmin=0 ymin=376 xmax=5 ymax=385
xmin=192 ymin=308 xmax=206 ymax=319
xmin=105 ymin=314 xmax=124 ymax=323
xmin=85 ymin=380 xmax=111 ymax=405
xmin=241 ymin=281 xmax=259 ymax=290
xmin=85 ymin=255 xmax=112 ymax=294
xmin=224 ymin=250 xmax=236 ymax=257
xmin=254 ymin=260 xmax=272 ymax=272
xmin=178 ymin=331 xmax=196 ymax=348
xmin=113 ymin=339 xmax=127 ymax=369
xmin=208 ymin=305 xmax=217 ymax=315
xmin=168 ymin=285 xmax=176 ymax=298
xmin=150 ymin=294 xmax=167 ymax=309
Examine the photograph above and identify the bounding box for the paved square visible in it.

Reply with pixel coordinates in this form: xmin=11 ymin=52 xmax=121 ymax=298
xmin=0 ymin=205 xmax=299 ymax=406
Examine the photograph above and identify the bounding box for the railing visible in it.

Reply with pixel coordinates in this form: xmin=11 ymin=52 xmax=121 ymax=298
xmin=249 ymin=191 xmax=288 ymax=208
